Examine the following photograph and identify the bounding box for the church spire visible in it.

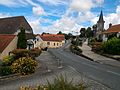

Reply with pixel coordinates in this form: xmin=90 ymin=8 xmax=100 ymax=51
xmin=98 ymin=10 xmax=104 ymax=22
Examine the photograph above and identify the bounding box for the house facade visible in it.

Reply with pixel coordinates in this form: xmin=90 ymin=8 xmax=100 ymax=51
xmin=0 ymin=35 xmax=17 ymax=60
xmin=34 ymin=34 xmax=65 ymax=49
xmin=102 ymin=24 xmax=120 ymax=41
xmin=0 ymin=16 xmax=35 ymax=50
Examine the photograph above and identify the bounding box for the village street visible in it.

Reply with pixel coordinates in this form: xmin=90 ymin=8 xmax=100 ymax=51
xmin=49 ymin=47 xmax=120 ymax=90
xmin=0 ymin=50 xmax=112 ymax=90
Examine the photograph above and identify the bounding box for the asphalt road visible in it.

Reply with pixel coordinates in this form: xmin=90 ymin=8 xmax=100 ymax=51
xmin=49 ymin=48 xmax=120 ymax=90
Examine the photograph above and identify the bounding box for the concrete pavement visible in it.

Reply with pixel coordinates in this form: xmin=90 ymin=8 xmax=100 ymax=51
xmin=79 ymin=41 xmax=120 ymax=67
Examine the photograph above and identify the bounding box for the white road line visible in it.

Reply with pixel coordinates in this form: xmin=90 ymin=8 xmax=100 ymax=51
xmin=107 ymin=70 xmax=120 ymax=76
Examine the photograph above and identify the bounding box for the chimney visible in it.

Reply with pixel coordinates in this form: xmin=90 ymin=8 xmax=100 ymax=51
xmin=109 ymin=23 xmax=112 ymax=28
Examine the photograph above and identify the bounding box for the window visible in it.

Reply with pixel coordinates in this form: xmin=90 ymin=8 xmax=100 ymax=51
xmin=47 ymin=42 xmax=50 ymax=45
xmin=34 ymin=41 xmax=36 ymax=44
xmin=37 ymin=38 xmax=39 ymax=41
xmin=54 ymin=43 xmax=55 ymax=46
xmin=57 ymin=43 xmax=59 ymax=46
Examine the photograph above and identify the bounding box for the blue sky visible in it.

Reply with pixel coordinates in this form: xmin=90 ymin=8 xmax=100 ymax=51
xmin=0 ymin=0 xmax=120 ymax=34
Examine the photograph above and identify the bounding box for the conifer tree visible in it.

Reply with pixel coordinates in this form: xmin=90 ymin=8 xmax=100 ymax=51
xmin=17 ymin=27 xmax=27 ymax=49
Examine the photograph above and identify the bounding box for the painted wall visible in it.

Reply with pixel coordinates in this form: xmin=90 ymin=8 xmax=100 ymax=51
xmin=34 ymin=35 xmax=47 ymax=49
xmin=34 ymin=35 xmax=65 ymax=49
xmin=0 ymin=36 xmax=18 ymax=60
xmin=45 ymin=41 xmax=63 ymax=48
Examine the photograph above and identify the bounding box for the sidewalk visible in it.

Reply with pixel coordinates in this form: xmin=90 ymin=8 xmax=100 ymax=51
xmin=80 ymin=42 xmax=120 ymax=67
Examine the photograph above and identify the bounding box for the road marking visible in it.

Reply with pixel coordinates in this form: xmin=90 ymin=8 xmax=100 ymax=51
xmin=107 ymin=70 xmax=120 ymax=76
xmin=68 ymin=66 xmax=77 ymax=71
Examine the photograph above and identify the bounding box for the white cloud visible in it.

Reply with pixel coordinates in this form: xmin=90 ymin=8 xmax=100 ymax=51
xmin=0 ymin=0 xmax=39 ymax=7
xmin=77 ymin=11 xmax=95 ymax=23
xmin=70 ymin=0 xmax=94 ymax=12
xmin=0 ymin=0 xmax=17 ymax=7
xmin=70 ymin=0 xmax=104 ymax=12
xmin=37 ymin=0 xmax=68 ymax=5
xmin=0 ymin=0 xmax=45 ymax=16
xmin=33 ymin=16 xmax=84 ymax=34
xmin=0 ymin=13 xmax=10 ymax=18
xmin=32 ymin=6 xmax=45 ymax=16
xmin=29 ymin=18 xmax=42 ymax=34
xmin=94 ymin=0 xmax=104 ymax=5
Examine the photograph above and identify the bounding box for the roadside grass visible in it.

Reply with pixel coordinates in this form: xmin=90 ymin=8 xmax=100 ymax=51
xmin=19 ymin=74 xmax=88 ymax=90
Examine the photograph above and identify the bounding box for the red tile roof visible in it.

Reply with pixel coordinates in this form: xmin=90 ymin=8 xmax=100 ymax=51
xmin=40 ymin=34 xmax=65 ymax=42
xmin=0 ymin=34 xmax=16 ymax=53
xmin=103 ymin=24 xmax=120 ymax=34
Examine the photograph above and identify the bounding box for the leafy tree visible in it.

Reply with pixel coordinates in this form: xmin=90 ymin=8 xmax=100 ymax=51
xmin=79 ymin=28 xmax=86 ymax=37
xmin=41 ymin=32 xmax=49 ymax=35
xmin=57 ymin=31 xmax=63 ymax=34
xmin=92 ymin=24 xmax=97 ymax=37
xmin=86 ymin=27 xmax=94 ymax=38
xmin=64 ymin=33 xmax=73 ymax=40
xmin=17 ymin=27 xmax=27 ymax=49
xmin=92 ymin=24 xmax=97 ymax=30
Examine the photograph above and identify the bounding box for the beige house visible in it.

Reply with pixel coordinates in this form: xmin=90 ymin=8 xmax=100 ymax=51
xmin=0 ymin=35 xmax=18 ymax=60
xmin=34 ymin=34 xmax=46 ymax=49
xmin=34 ymin=34 xmax=65 ymax=49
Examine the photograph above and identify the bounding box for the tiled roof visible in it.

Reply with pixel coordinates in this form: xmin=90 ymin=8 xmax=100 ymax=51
xmin=0 ymin=34 xmax=16 ymax=53
xmin=103 ymin=24 xmax=120 ymax=34
xmin=0 ymin=16 xmax=33 ymax=34
xmin=26 ymin=33 xmax=35 ymax=40
xmin=40 ymin=34 xmax=65 ymax=42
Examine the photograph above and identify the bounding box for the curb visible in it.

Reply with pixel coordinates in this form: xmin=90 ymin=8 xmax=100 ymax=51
xmin=79 ymin=53 xmax=94 ymax=61
xmin=0 ymin=74 xmax=19 ymax=81
xmin=99 ymin=54 xmax=120 ymax=61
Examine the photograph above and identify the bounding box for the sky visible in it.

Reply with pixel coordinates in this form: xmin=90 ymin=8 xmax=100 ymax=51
xmin=0 ymin=0 xmax=120 ymax=34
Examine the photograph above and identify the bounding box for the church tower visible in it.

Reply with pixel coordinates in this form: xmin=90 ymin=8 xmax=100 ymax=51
xmin=96 ymin=10 xmax=105 ymax=40
xmin=97 ymin=10 xmax=105 ymax=31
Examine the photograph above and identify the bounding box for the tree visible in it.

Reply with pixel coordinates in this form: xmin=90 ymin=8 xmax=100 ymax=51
xmin=86 ymin=27 xmax=93 ymax=38
xmin=79 ymin=28 xmax=86 ymax=37
xmin=17 ymin=27 xmax=27 ymax=49
xmin=92 ymin=24 xmax=97 ymax=37
xmin=57 ymin=31 xmax=63 ymax=35
xmin=65 ymin=33 xmax=73 ymax=40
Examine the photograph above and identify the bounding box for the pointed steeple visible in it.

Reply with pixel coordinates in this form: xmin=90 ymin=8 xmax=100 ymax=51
xmin=98 ymin=10 xmax=104 ymax=23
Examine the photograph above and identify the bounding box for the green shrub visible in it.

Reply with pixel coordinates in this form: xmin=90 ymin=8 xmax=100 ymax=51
xmin=30 ymin=48 xmax=42 ymax=58
xmin=19 ymin=75 xmax=88 ymax=90
xmin=91 ymin=42 xmax=102 ymax=53
xmin=70 ymin=45 xmax=82 ymax=54
xmin=11 ymin=57 xmax=38 ymax=75
xmin=88 ymin=38 xmax=95 ymax=45
xmin=101 ymin=37 xmax=120 ymax=55
xmin=0 ymin=66 xmax=12 ymax=76
xmin=2 ymin=55 xmax=15 ymax=66
xmin=71 ymin=40 xmax=76 ymax=45
xmin=10 ymin=49 xmax=30 ymax=59
xmin=11 ymin=49 xmax=42 ymax=59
